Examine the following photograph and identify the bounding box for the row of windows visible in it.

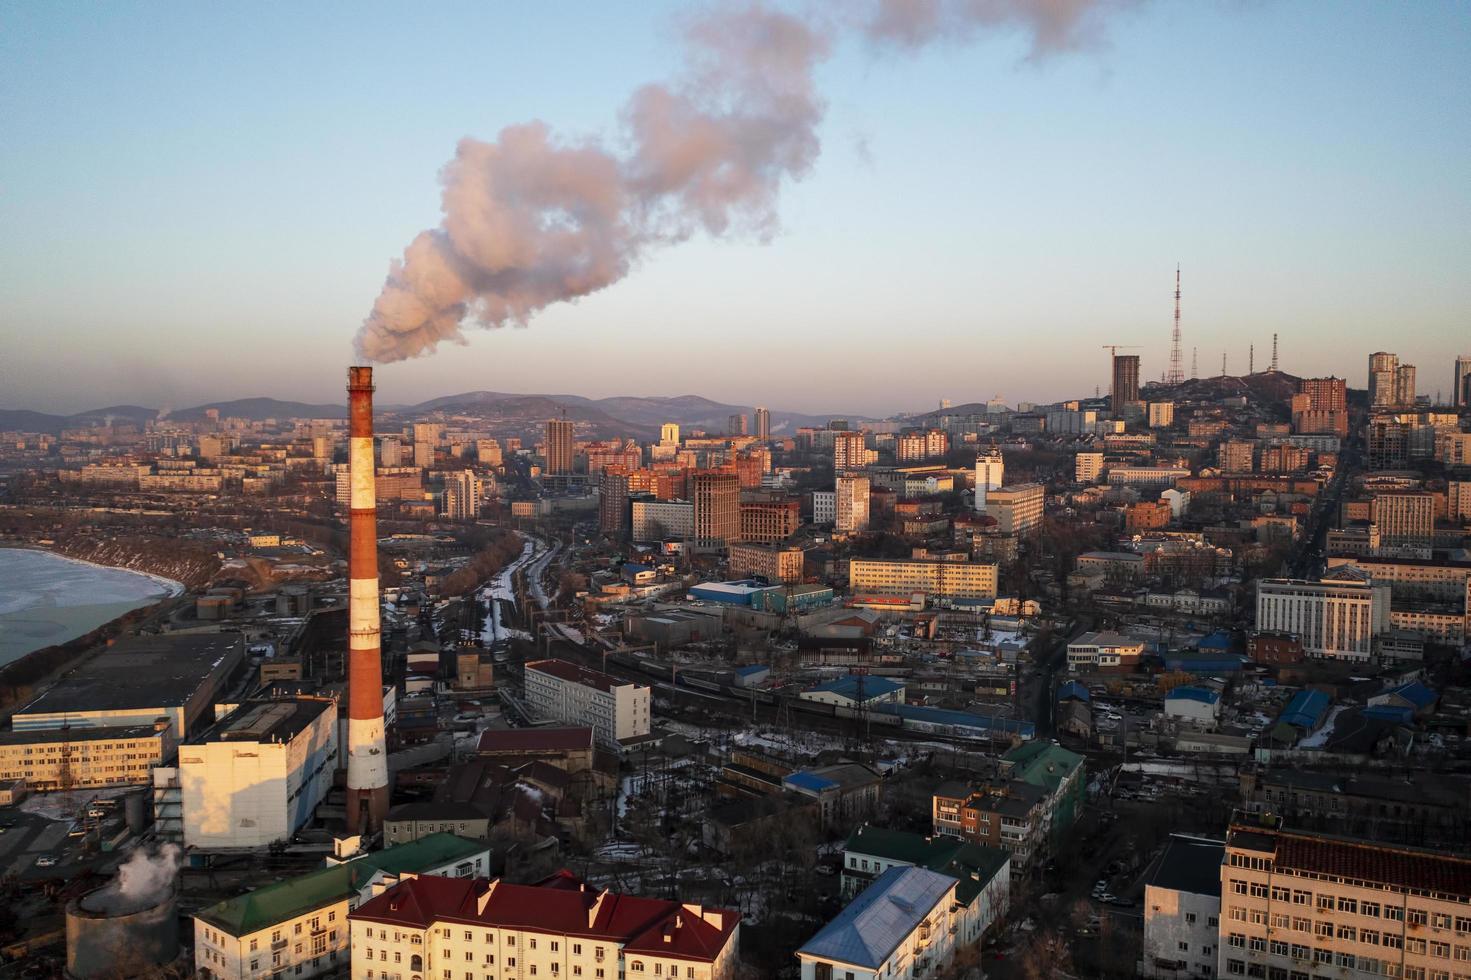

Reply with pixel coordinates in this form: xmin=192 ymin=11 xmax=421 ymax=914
xmin=1226 ymin=879 xmax=1469 ymax=930
xmin=1225 ymin=957 xmax=1471 ymax=980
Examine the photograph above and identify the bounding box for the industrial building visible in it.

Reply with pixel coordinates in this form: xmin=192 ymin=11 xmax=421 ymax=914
xmin=348 ymin=872 xmax=742 ymax=980
xmin=0 ymin=723 xmax=174 ymax=791
xmin=193 ymin=834 xmax=492 ymax=980
xmin=522 ymin=659 xmax=651 ymax=749
xmin=13 ymin=633 xmax=245 ymax=741
xmin=163 ymin=697 xmax=338 ymax=849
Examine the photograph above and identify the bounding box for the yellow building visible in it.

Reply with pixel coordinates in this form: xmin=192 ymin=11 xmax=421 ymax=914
xmin=848 ymin=558 xmax=998 ymax=601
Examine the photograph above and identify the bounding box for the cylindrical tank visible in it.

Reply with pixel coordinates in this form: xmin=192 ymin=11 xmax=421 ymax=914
xmin=122 ymin=789 xmax=149 ymax=835
xmin=66 ymin=880 xmax=179 ymax=979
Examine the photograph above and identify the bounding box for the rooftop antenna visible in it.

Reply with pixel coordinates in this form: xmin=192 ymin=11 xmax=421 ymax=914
xmin=1165 ymin=266 xmax=1185 ymax=385
xmin=1270 ymin=333 xmax=1279 ymax=372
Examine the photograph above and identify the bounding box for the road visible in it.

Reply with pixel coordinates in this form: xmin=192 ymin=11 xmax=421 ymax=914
xmin=1026 ymin=617 xmax=1092 ymax=738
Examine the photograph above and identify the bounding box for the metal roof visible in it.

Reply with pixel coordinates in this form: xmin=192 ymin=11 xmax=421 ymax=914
xmin=805 ymin=676 xmax=905 ymax=700
xmin=797 ymin=866 xmax=956 ymax=969
xmin=1166 ymin=686 xmax=1221 ymax=705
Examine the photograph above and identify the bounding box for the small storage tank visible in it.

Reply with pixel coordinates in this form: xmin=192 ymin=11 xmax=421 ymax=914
xmin=66 ymin=853 xmax=180 ymax=978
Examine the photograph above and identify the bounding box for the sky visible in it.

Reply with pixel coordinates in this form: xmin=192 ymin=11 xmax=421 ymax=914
xmin=1 ymin=1 xmax=1468 ymax=417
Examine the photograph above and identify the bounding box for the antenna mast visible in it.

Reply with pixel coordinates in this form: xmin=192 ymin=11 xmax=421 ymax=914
xmin=1271 ymin=333 xmax=1279 ymax=372
xmin=1191 ymin=347 xmax=1198 ymax=379
xmin=1165 ymin=266 xmax=1185 ymax=384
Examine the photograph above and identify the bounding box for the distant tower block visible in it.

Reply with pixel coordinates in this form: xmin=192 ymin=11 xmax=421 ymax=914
xmin=1271 ymin=333 xmax=1279 ymax=372
xmin=1222 ymin=352 xmax=1227 ymax=377
xmin=1250 ymin=345 xmax=1255 ymax=375
xmin=1192 ymin=347 xmax=1199 ymax=380
xmin=1165 ymin=266 xmax=1185 ymax=385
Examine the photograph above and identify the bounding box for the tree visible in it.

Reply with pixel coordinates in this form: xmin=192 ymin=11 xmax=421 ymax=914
xmin=1021 ymin=929 xmax=1074 ymax=980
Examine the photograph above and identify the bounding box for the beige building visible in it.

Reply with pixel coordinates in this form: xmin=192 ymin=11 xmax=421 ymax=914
xmin=693 ymin=471 xmax=740 ymax=547
xmin=985 ymin=482 xmax=1045 ymax=536
xmin=0 ymin=724 xmax=173 ymax=791
xmin=631 ymin=498 xmax=693 ymax=542
xmin=1255 ymin=574 xmax=1390 ymax=662
xmin=1075 ymin=452 xmax=1104 ymax=484
xmin=836 ymin=474 xmax=871 ymax=533
xmin=523 ymin=659 xmax=651 ymax=749
xmin=1371 ymin=492 xmax=1435 ymax=549
xmin=834 ymin=431 xmax=869 ymax=470
xmin=1219 ymin=815 xmax=1471 ymax=980
xmin=349 ymin=873 xmax=741 ymax=980
xmin=1148 ymin=402 xmax=1176 ymax=428
xmin=849 ymin=558 xmax=998 ymax=601
xmin=729 ymin=542 xmax=804 ymax=584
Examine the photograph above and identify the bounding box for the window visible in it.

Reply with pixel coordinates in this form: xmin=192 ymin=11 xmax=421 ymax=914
xmin=1271 ymin=941 xmax=1290 ymax=957
xmin=1385 ymin=935 xmax=1404 ymax=951
xmin=1233 ymin=880 xmax=1249 ymax=896
xmin=1317 ymin=922 xmax=1334 ymax=939
xmin=1387 ymin=907 xmax=1406 ymax=923
xmin=1338 ymin=898 xmax=1358 ymax=914
xmin=1251 ymin=910 xmax=1268 ymax=925
xmin=1210 ymin=917 xmax=1220 ymax=928
xmin=1250 ymin=938 xmax=1267 ymax=953
xmin=1272 ymin=914 xmax=1291 ymax=929
xmin=1252 ymin=883 xmax=1269 ymax=899
xmin=1435 ymin=916 xmax=1453 ymax=931
xmin=1273 ymin=887 xmax=1292 ymax=902
xmin=1455 ymin=917 xmax=1471 ymax=935
xmin=1363 ymin=930 xmax=1382 ymax=946
xmin=1188 ymin=914 xmax=1198 ymax=925
xmin=1339 ymin=926 xmax=1357 ymax=942
xmin=1181 ymin=943 xmax=1191 ymax=953
xmin=1317 ymin=896 xmax=1335 ymax=912
xmin=1292 ymin=891 xmax=1311 ymax=907
xmin=1227 ymin=962 xmax=1246 ymax=977
xmin=1412 ymin=911 xmax=1430 ymax=928
xmin=1410 ymin=939 xmax=1429 ymax=956
xmin=1231 ymin=908 xmax=1249 ymax=923
xmin=1364 ymin=902 xmax=1382 ymax=918
xmin=1229 ymin=934 xmax=1247 ymax=949
xmin=1432 ymin=943 xmax=1451 ymax=959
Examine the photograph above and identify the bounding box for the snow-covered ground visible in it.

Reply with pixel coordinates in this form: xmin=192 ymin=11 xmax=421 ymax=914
xmin=477 ymin=537 xmax=539 ymax=645
xmin=1298 ymin=705 xmax=1348 ymax=748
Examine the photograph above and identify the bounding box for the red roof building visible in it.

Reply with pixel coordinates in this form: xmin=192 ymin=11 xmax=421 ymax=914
xmin=350 ymin=872 xmax=740 ymax=978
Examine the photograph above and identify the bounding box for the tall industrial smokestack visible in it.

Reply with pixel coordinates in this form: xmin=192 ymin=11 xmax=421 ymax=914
xmin=346 ymin=366 xmax=389 ymax=834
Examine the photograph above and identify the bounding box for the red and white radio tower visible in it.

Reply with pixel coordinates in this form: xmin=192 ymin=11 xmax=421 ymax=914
xmin=1165 ymin=266 xmax=1185 ymax=385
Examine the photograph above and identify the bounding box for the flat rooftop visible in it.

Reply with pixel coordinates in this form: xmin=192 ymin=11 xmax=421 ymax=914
xmin=207 ymin=697 xmax=333 ymax=744
xmin=17 ymin=633 xmax=244 ymax=717
xmin=525 ymin=658 xmax=636 ymax=694
xmin=0 ymin=724 xmax=166 ymax=746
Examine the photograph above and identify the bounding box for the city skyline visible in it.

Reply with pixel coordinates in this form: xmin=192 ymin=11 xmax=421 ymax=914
xmin=2 ymin=1 xmax=1469 ymax=414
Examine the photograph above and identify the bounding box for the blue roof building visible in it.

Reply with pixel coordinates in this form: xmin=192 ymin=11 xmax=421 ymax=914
xmin=800 ymin=675 xmax=906 ymax=707
xmin=796 ymin=866 xmax=959 ymax=976
xmin=1369 ymin=681 xmax=1437 ymax=714
xmin=1166 ymin=686 xmax=1221 ymax=705
xmin=1056 ymin=680 xmax=1091 ymax=703
xmin=873 ymin=703 xmax=1035 ymax=740
xmin=1279 ymin=689 xmax=1331 ymax=731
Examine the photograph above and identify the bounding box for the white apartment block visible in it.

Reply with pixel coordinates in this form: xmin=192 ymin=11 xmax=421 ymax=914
xmin=630 ymin=499 xmax=693 ymax=542
xmin=523 ymin=659 xmax=651 ymax=749
xmin=1067 ymin=631 xmax=1147 ymax=670
xmin=349 ymin=873 xmax=741 ymax=980
xmin=848 ymin=558 xmax=999 ymax=601
xmin=1255 ymin=576 xmax=1390 ymax=662
xmin=173 ymin=697 xmax=337 ymax=849
xmin=1219 ymin=817 xmax=1471 ymax=980
xmin=797 ymin=866 xmax=961 ymax=980
xmin=812 ymin=490 xmax=836 ymax=526
xmin=195 ymin=834 xmax=492 ymax=980
xmin=974 ymin=451 xmax=1005 ymax=511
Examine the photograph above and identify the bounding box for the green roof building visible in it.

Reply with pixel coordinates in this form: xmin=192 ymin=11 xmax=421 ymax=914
xmin=193 ymin=833 xmax=490 ymax=980
xmin=1001 ymin=741 xmax=1086 ymax=847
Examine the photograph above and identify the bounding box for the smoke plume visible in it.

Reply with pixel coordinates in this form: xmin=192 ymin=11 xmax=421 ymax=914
xmin=82 ymin=843 xmax=184 ymax=915
xmin=355 ymin=0 xmax=1126 ymax=363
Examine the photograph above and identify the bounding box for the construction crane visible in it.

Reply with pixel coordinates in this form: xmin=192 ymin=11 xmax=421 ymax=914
xmin=1101 ymin=345 xmax=1142 ymax=357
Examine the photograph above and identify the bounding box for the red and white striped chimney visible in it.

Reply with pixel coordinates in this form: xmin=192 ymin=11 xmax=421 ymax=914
xmin=346 ymin=366 xmax=389 ymax=834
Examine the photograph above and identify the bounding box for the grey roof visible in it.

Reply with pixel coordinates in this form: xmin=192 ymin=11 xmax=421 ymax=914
xmin=18 ymin=633 xmax=243 ymax=717
xmin=1145 ymin=834 xmax=1225 ymax=898
xmin=798 ymin=866 xmax=955 ymax=969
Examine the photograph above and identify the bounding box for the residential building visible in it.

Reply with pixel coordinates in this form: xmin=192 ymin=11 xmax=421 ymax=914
xmin=727 ymin=413 xmax=747 ymax=436
xmin=1369 ymin=351 xmax=1399 ymax=408
xmin=1396 ymin=363 xmax=1417 ymax=406
xmin=544 ymin=418 xmax=574 ymax=475
xmin=796 ymin=867 xmax=961 ymax=980
xmin=442 ymin=469 xmax=483 ymax=520
xmin=598 ymin=469 xmax=631 ymax=536
xmin=1067 ymin=631 xmax=1146 ymax=670
xmin=1112 ymin=354 xmax=1141 ymax=414
xmin=1139 ymin=835 xmax=1223 ymax=980
xmin=848 ymin=558 xmax=998 ymax=601
xmin=660 ymin=422 xmax=680 ymax=445
xmin=754 ymin=407 xmax=771 ymax=441
xmin=836 ymin=474 xmax=871 ymax=533
xmin=1220 ymin=440 xmax=1256 ymax=473
xmin=841 ymin=826 xmax=1010 ymax=946
xmin=1218 ymin=814 xmax=1471 ymax=980
xmin=1001 ymin=741 xmax=1086 ymax=849
xmin=0 ymin=724 xmax=174 ymax=791
xmin=523 ymin=659 xmax=651 ymax=749
xmin=834 ymin=431 xmax=868 ymax=470
xmin=728 ymin=542 xmax=804 ymax=584
xmin=1076 ymin=452 xmax=1104 ymax=484
xmin=194 ymin=834 xmax=492 ymax=980
xmin=631 ymin=498 xmax=693 ymax=542
xmin=984 ymin=482 xmax=1045 ymax=536
xmin=1107 ymin=466 xmax=1191 ymax=489
xmin=1149 ymin=401 xmax=1176 ymax=428
xmin=974 ymin=451 xmax=1004 ymax=511
xmin=349 ymin=872 xmax=740 ymax=980
xmin=692 ymin=470 xmax=739 ymax=548
xmin=1254 ymin=573 xmax=1390 ymax=661
xmin=1371 ymin=492 xmax=1435 ymax=549
xmin=1449 ymin=481 xmax=1471 ymax=525
xmin=943 ymin=783 xmax=1049 ymax=874
xmin=170 ymin=697 xmax=337 ymax=849
xmin=1455 ymin=355 xmax=1471 ymax=408
xmin=738 ymin=495 xmax=800 ymax=542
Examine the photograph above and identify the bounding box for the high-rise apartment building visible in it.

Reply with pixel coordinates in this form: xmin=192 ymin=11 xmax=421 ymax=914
xmin=1395 ymin=363 xmax=1417 ymax=407
xmin=1218 ymin=814 xmax=1471 ymax=980
xmin=660 ymin=422 xmax=680 ymax=445
xmin=442 ymin=469 xmax=483 ymax=520
xmin=630 ymin=498 xmax=693 ymax=541
xmin=598 ymin=469 xmax=631 ymax=536
xmin=974 ymin=450 xmax=1005 ymax=512
xmin=849 ymin=558 xmax=999 ymax=600
xmin=1148 ymin=401 xmax=1175 ymax=428
xmin=379 ymin=436 xmax=402 ymax=467
xmin=1112 ymin=354 xmax=1141 ymax=414
xmin=727 ymin=413 xmax=747 ymax=436
xmin=545 ymin=417 xmax=575 ymax=475
xmin=1455 ymin=355 xmax=1471 ymax=408
xmin=728 ymin=542 xmax=804 ymax=584
xmin=474 ymin=438 xmax=502 ymax=466
xmin=692 ymin=470 xmax=739 ymax=547
xmin=1075 ymin=452 xmax=1104 ymax=484
xmin=739 ymin=495 xmax=800 ymax=542
xmin=523 ymin=659 xmax=651 ymax=748
xmin=1220 ymin=440 xmax=1256 ymax=473
xmin=753 ymin=406 xmax=771 ymax=440
xmin=1368 ymin=352 xmax=1398 ymax=408
xmin=1255 ymin=573 xmax=1389 ymax=661
xmin=835 ymin=474 xmax=871 ymax=533
xmin=834 ymin=431 xmax=868 ymax=471
xmin=1370 ymin=492 xmax=1435 ymax=549
xmin=1298 ymin=377 xmax=1347 ymax=412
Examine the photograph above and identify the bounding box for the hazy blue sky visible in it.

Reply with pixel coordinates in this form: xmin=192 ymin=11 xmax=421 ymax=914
xmin=2 ymin=1 xmax=1468 ymax=416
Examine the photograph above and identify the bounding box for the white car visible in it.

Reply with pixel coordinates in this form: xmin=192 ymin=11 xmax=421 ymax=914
xmin=35 ymin=855 xmax=58 ymax=868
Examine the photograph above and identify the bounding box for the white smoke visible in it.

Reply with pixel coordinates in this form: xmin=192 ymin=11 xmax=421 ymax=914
xmin=82 ymin=843 xmax=184 ymax=915
xmin=355 ymin=0 xmax=1128 ymax=363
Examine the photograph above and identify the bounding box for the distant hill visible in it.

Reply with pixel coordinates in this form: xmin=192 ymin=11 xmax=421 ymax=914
xmin=170 ymin=398 xmax=348 ymax=422
xmin=0 ymin=409 xmax=70 ymax=435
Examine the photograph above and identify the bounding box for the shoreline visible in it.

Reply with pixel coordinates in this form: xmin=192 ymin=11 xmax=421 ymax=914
xmin=0 ymin=543 xmax=186 ymax=599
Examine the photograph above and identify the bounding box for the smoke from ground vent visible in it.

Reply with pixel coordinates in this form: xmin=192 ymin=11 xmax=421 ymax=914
xmin=80 ymin=843 xmax=183 ymax=916
xmin=354 ymin=0 xmax=1126 ymax=363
